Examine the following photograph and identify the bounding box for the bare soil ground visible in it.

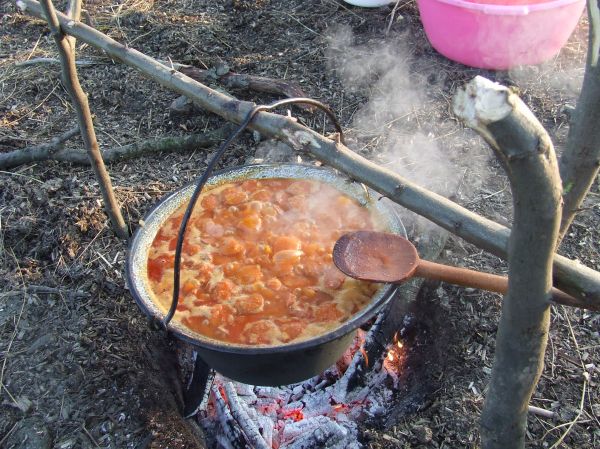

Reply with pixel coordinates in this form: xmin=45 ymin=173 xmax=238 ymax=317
xmin=1 ymin=0 xmax=598 ymax=448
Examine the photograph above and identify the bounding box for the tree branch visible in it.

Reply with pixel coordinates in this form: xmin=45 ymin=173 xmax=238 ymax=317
xmin=558 ymin=0 xmax=600 ymax=241
xmin=0 ymin=127 xmax=232 ymax=169
xmin=65 ymin=0 xmax=81 ymax=20
xmin=0 ymin=126 xmax=79 ymax=168
xmin=65 ymin=0 xmax=81 ymax=52
xmin=17 ymin=0 xmax=600 ymax=307
xmin=38 ymin=0 xmax=128 ymax=239
xmin=454 ymin=76 xmax=562 ymax=449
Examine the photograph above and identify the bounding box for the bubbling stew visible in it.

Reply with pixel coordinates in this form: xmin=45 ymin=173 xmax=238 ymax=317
xmin=146 ymin=178 xmax=383 ymax=346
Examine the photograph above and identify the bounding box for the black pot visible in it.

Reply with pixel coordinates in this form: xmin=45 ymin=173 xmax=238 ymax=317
xmin=126 ymin=164 xmax=405 ymax=385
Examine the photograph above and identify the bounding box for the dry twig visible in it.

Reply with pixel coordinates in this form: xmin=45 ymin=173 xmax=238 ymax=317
xmin=528 ymin=405 xmax=556 ymax=419
xmin=542 ymin=307 xmax=593 ymax=448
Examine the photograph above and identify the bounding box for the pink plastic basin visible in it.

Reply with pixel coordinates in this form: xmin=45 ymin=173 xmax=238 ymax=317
xmin=416 ymin=0 xmax=586 ymax=69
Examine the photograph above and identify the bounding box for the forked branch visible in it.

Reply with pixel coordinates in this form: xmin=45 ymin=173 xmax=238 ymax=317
xmin=454 ymin=76 xmax=561 ymax=449
xmin=558 ymin=0 xmax=600 ymax=242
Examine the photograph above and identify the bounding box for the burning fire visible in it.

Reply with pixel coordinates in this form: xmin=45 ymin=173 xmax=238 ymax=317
xmin=383 ymin=332 xmax=407 ymax=378
xmin=200 ymin=328 xmax=411 ymax=449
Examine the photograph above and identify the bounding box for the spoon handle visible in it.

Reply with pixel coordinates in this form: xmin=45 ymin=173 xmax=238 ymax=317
xmin=415 ymin=259 xmax=580 ymax=307
xmin=415 ymin=259 xmax=509 ymax=293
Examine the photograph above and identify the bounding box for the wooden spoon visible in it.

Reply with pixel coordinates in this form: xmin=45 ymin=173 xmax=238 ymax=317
xmin=333 ymin=231 xmax=572 ymax=301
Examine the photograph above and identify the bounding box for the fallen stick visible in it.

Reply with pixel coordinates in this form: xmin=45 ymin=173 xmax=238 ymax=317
xmin=177 ymin=64 xmax=314 ymax=111
xmin=15 ymin=57 xmax=98 ymax=67
xmin=528 ymin=405 xmax=556 ymax=419
xmin=0 ymin=126 xmax=232 ymax=168
xmin=0 ymin=126 xmax=79 ymax=168
xmin=16 ymin=0 xmax=600 ymax=309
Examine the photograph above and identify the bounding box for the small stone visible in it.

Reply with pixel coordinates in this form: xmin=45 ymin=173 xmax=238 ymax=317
xmin=215 ymin=64 xmax=230 ymax=76
xmin=56 ymin=437 xmax=77 ymax=449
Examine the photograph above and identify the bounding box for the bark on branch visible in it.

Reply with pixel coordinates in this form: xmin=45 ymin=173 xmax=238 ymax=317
xmin=0 ymin=127 xmax=232 ymax=168
xmin=17 ymin=0 xmax=600 ymax=308
xmin=454 ymin=76 xmax=562 ymax=449
xmin=0 ymin=126 xmax=79 ymax=168
xmin=558 ymin=0 xmax=600 ymax=241
xmin=38 ymin=0 xmax=128 ymax=239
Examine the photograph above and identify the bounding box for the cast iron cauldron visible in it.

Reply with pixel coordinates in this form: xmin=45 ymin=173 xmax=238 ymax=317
xmin=126 ymin=164 xmax=406 ymax=386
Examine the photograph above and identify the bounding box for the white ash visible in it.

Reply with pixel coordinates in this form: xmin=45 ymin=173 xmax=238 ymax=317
xmin=199 ymin=341 xmax=406 ymax=448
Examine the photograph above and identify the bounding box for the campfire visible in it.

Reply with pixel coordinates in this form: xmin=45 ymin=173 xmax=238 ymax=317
xmin=181 ymin=276 xmax=440 ymax=449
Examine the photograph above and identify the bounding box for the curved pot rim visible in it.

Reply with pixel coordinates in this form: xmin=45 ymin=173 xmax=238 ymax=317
xmin=126 ymin=163 xmax=405 ymax=355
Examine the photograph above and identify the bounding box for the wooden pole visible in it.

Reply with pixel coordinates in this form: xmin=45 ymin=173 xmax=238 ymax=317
xmin=454 ymin=76 xmax=561 ymax=449
xmin=38 ymin=0 xmax=129 ymax=239
xmin=558 ymin=0 xmax=600 ymax=242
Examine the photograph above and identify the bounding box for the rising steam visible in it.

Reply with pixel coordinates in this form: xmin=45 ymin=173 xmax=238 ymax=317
xmin=325 ymin=25 xmax=489 ymax=235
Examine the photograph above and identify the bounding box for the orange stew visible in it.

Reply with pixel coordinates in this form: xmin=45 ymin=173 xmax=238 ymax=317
xmin=146 ymin=178 xmax=382 ymax=345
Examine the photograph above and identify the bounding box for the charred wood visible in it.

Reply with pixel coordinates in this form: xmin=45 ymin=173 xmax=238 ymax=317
xmin=212 ymin=386 xmax=249 ymax=449
xmin=283 ymin=417 xmax=358 ymax=449
xmin=222 ymin=383 xmax=270 ymax=449
xmin=183 ymin=353 xmax=214 ymax=418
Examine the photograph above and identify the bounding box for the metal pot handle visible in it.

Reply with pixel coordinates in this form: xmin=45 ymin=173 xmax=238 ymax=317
xmin=163 ymin=98 xmax=345 ymax=328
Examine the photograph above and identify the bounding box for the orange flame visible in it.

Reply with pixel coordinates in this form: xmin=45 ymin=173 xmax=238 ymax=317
xmin=360 ymin=346 xmax=369 ymax=368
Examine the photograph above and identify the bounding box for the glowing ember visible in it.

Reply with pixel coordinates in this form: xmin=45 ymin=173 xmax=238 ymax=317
xmin=283 ymin=409 xmax=304 ymax=422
